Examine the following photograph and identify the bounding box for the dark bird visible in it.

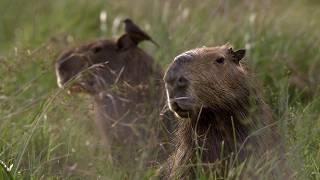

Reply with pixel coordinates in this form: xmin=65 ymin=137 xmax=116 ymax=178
xmin=123 ymin=18 xmax=160 ymax=47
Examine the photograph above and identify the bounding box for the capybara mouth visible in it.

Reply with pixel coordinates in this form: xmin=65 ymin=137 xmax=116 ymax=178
xmin=169 ymin=98 xmax=194 ymax=118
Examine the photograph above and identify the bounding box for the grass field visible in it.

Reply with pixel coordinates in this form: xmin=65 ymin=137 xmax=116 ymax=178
xmin=0 ymin=0 xmax=319 ymax=179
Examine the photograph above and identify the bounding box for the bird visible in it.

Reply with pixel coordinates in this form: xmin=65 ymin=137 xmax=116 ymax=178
xmin=122 ymin=18 xmax=160 ymax=47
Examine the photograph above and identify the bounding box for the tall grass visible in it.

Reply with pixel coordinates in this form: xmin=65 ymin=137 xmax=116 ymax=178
xmin=0 ymin=0 xmax=319 ymax=179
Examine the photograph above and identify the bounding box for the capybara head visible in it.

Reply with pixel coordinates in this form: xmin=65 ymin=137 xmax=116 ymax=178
xmin=164 ymin=45 xmax=248 ymax=119
xmin=55 ymin=34 xmax=155 ymax=94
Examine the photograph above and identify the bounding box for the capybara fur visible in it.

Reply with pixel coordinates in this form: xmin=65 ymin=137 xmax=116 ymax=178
xmin=55 ymin=31 xmax=173 ymax=163
xmin=161 ymin=45 xmax=291 ymax=179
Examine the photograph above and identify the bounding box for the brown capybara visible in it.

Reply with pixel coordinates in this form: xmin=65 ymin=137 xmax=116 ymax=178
xmin=160 ymin=45 xmax=292 ymax=179
xmin=55 ymin=30 xmax=174 ymax=162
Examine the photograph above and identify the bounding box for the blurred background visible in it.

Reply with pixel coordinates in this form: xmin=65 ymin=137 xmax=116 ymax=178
xmin=0 ymin=0 xmax=319 ymax=179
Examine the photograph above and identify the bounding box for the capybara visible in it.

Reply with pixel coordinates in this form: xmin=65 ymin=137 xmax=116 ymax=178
xmin=161 ymin=45 xmax=291 ymax=179
xmin=55 ymin=27 xmax=173 ymax=162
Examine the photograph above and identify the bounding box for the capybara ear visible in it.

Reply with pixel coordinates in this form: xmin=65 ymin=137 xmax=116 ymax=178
xmin=117 ymin=34 xmax=136 ymax=50
xmin=233 ymin=49 xmax=246 ymax=62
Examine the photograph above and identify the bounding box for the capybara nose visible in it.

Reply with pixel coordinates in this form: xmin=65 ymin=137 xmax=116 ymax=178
xmin=176 ymin=76 xmax=188 ymax=88
xmin=165 ymin=52 xmax=193 ymax=89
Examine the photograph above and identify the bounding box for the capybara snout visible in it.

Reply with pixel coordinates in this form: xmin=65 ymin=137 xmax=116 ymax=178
xmin=164 ymin=52 xmax=196 ymax=118
xmin=55 ymin=54 xmax=89 ymax=88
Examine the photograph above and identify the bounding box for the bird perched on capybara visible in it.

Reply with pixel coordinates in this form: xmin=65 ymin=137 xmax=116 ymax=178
xmin=123 ymin=18 xmax=160 ymax=47
xmin=160 ymin=45 xmax=291 ymax=179
xmin=55 ymin=24 xmax=173 ymax=163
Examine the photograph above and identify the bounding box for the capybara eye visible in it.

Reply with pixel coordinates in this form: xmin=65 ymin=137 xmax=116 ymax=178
xmin=92 ymin=46 xmax=102 ymax=54
xmin=216 ymin=57 xmax=225 ymax=64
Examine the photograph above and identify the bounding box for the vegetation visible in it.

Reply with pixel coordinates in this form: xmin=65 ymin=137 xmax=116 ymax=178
xmin=0 ymin=0 xmax=319 ymax=179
